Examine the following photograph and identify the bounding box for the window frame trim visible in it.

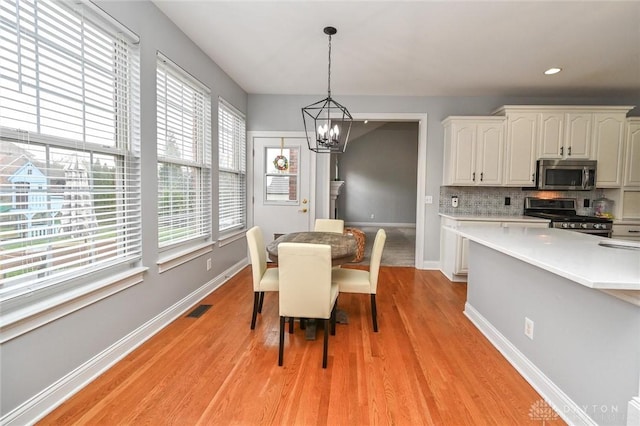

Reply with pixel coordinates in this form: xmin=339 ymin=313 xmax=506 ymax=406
xmin=218 ymin=98 xmax=247 ymax=236
xmin=0 ymin=0 xmax=142 ymax=334
xmin=155 ymin=52 xmax=213 ymax=250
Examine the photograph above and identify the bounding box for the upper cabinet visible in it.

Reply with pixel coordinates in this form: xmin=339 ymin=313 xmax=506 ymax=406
xmin=563 ymin=113 xmax=593 ymax=158
xmin=494 ymin=105 xmax=633 ymax=188
xmin=442 ymin=117 xmax=505 ymax=186
xmin=625 ymin=118 xmax=640 ymax=188
xmin=443 ymin=106 xmax=635 ymax=188
xmin=537 ymin=111 xmax=592 ymax=159
xmin=592 ymin=113 xmax=628 ymax=187
xmin=502 ymin=113 xmax=537 ymax=186
xmin=537 ymin=112 xmax=564 ymax=159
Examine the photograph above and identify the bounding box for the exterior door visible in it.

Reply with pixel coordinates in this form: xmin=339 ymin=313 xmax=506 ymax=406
xmin=251 ymin=134 xmax=314 ymax=245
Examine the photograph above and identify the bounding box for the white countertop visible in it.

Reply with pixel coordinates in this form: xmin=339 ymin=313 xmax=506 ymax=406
xmin=439 ymin=213 xmax=550 ymax=223
xmin=448 ymin=225 xmax=640 ymax=290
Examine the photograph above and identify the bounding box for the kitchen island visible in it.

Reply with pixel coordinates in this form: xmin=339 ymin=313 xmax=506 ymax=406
xmin=449 ymin=225 xmax=639 ymax=426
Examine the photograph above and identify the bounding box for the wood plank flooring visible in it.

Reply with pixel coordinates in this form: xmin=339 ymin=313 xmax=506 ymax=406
xmin=40 ymin=266 xmax=565 ymax=425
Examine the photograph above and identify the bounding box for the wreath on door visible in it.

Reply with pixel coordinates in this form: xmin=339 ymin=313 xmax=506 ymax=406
xmin=273 ymin=138 xmax=289 ymax=171
xmin=273 ymin=155 xmax=288 ymax=171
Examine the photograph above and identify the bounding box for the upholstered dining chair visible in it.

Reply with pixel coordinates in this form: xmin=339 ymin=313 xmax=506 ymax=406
xmin=331 ymin=228 xmax=386 ymax=332
xmin=246 ymin=226 xmax=279 ymax=330
xmin=277 ymin=242 xmax=338 ymax=368
xmin=314 ymin=218 xmax=345 ymax=234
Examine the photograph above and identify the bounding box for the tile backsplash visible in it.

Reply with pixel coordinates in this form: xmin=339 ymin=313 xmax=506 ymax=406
xmin=439 ymin=186 xmax=601 ymax=216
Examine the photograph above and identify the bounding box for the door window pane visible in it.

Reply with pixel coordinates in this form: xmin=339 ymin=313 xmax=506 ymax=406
xmin=264 ymin=147 xmax=298 ymax=203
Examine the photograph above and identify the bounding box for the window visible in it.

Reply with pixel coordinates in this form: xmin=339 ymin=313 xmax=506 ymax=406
xmin=264 ymin=146 xmax=300 ymax=203
xmin=218 ymin=100 xmax=246 ymax=234
xmin=156 ymin=54 xmax=211 ymax=248
xmin=0 ymin=1 xmax=140 ymax=305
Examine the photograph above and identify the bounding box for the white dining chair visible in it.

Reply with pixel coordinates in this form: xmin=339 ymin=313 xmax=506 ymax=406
xmin=331 ymin=228 xmax=386 ymax=332
xmin=246 ymin=226 xmax=279 ymax=330
xmin=277 ymin=242 xmax=338 ymax=368
xmin=314 ymin=218 xmax=345 ymax=234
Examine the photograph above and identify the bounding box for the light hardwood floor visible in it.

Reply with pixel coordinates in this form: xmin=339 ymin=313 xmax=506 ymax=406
xmin=40 ymin=266 xmax=565 ymax=425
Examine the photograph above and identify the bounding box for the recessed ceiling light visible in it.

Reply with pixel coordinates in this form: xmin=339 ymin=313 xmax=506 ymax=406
xmin=544 ymin=67 xmax=562 ymax=75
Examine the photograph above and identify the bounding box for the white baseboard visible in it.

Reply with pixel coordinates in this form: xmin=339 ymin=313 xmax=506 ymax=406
xmin=1 ymin=259 xmax=247 ymax=426
xmin=418 ymin=260 xmax=440 ymax=270
xmin=464 ymin=302 xmax=597 ymax=426
xmin=438 ymin=268 xmax=467 ymax=282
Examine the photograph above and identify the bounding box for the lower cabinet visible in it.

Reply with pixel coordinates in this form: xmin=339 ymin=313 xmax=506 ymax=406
xmin=612 ymin=223 xmax=640 ymax=241
xmin=440 ymin=217 xmax=550 ymax=282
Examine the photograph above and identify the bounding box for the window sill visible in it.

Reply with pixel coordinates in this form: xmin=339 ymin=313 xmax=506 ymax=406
xmin=157 ymin=241 xmax=214 ymax=274
xmin=0 ymin=266 xmax=148 ymax=343
xmin=218 ymin=229 xmax=246 ymax=247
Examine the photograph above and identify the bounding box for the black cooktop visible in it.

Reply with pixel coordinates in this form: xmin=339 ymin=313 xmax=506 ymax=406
xmin=524 ymin=211 xmax=612 ymax=223
xmin=523 ymin=197 xmax=613 ymax=224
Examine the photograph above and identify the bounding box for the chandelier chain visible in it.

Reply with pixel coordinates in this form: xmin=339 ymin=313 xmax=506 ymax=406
xmin=327 ymin=33 xmax=332 ymax=97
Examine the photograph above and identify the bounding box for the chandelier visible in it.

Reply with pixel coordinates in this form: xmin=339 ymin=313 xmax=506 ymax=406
xmin=302 ymin=26 xmax=352 ymax=154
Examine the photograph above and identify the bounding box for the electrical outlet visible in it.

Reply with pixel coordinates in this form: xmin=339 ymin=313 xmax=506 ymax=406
xmin=370 ymin=213 xmax=375 ymax=219
xmin=524 ymin=317 xmax=534 ymax=340
xmin=206 ymin=258 xmax=212 ymax=271
xmin=505 ymin=197 xmax=511 ymax=206
xmin=451 ymin=196 xmax=459 ymax=208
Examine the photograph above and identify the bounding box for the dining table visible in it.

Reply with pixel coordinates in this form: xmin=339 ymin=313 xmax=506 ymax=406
xmin=266 ymin=231 xmax=357 ymax=266
xmin=266 ymin=231 xmax=357 ymax=339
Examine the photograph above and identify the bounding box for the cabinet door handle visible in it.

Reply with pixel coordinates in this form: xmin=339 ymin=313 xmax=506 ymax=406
xmin=560 ymin=146 xmax=563 ymax=156
xmin=568 ymin=146 xmax=572 ymax=156
xmin=628 ymin=230 xmax=640 ymax=233
xmin=480 ymin=172 xmax=484 ymax=181
xmin=472 ymin=172 xmax=476 ymax=182
xmin=531 ymin=173 xmax=535 ymax=182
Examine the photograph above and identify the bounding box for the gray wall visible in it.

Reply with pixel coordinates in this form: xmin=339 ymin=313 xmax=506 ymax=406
xmin=248 ymin=95 xmax=639 ymax=264
xmin=1 ymin=1 xmax=248 ymax=417
xmin=337 ymin=122 xmax=418 ymax=224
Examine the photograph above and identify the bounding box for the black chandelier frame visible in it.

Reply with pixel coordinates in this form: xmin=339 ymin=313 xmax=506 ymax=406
xmin=301 ymin=26 xmax=352 ymax=154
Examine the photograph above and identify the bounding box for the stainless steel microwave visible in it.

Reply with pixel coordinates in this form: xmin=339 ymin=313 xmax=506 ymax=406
xmin=536 ymin=159 xmax=597 ymax=190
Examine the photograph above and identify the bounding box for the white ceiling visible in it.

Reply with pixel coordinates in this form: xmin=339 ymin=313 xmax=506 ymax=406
xmin=152 ymin=1 xmax=640 ymax=98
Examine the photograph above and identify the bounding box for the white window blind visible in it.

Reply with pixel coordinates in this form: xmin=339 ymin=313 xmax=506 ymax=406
xmin=218 ymin=100 xmax=246 ymax=233
xmin=156 ymin=54 xmax=211 ymax=248
xmin=0 ymin=0 xmax=141 ymax=301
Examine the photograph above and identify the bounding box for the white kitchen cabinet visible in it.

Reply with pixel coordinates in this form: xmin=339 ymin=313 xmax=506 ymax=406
xmin=536 ymin=111 xmax=592 ymax=159
xmin=612 ymin=223 xmax=640 ymax=241
xmin=440 ymin=216 xmax=550 ymax=281
xmin=442 ymin=117 xmax=505 ymax=186
xmin=502 ymin=113 xmax=537 ymax=187
xmin=538 ymin=111 xmax=593 ymax=159
xmin=592 ymin=113 xmax=627 ymax=187
xmin=563 ymin=112 xmax=592 ymax=159
xmin=624 ymin=118 xmax=640 ymax=187
xmin=537 ymin=112 xmax=565 ymax=159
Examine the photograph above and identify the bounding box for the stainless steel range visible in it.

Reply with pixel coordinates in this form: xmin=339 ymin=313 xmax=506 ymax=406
xmin=524 ymin=197 xmax=613 ymax=238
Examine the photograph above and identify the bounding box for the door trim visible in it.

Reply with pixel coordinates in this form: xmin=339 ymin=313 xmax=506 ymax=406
xmin=247 ymin=131 xmax=316 ymax=230
xmin=347 ymin=112 xmax=428 ymax=269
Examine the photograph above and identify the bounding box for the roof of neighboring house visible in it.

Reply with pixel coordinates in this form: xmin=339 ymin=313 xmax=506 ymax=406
xmin=0 ymin=141 xmax=66 ymax=191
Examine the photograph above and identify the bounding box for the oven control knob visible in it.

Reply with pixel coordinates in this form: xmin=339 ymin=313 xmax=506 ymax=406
xmin=569 ymin=223 xmax=576 ymax=228
xmin=561 ymin=223 xmax=569 ymax=228
xmin=594 ymin=223 xmax=603 ymax=229
xmin=581 ymin=223 xmax=588 ymax=229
